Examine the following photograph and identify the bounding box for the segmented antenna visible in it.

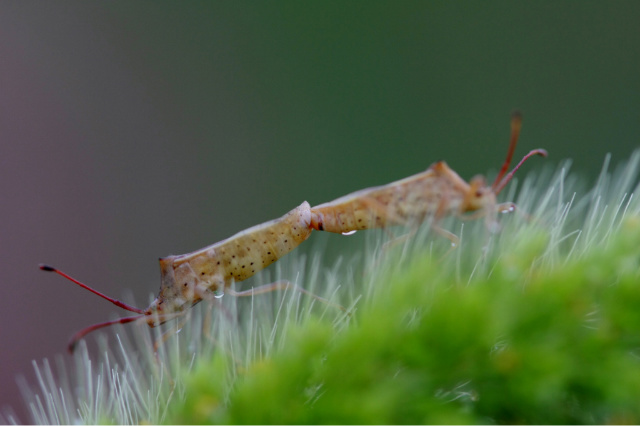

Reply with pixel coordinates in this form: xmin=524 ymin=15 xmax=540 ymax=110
xmin=39 ymin=264 xmax=146 ymax=314
xmin=494 ymin=148 xmax=548 ymax=195
xmin=67 ymin=315 xmax=144 ymax=353
xmin=491 ymin=112 xmax=548 ymax=195
xmin=39 ymin=264 xmax=148 ymax=352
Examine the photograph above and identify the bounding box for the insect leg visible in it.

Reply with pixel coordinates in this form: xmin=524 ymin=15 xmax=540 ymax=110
xmin=153 ymin=315 xmax=189 ymax=354
xmin=457 ymin=200 xmax=533 ymax=242
xmin=431 ymin=190 xmax=461 ymax=247
xmin=151 ymin=293 xmax=228 ymax=354
xmin=496 ymin=202 xmax=535 ymax=223
xmin=226 ymin=280 xmax=347 ymax=312
xmin=430 ymin=225 xmax=460 ymax=247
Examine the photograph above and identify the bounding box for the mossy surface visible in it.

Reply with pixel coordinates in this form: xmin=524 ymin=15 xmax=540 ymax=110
xmin=168 ymin=216 xmax=640 ymax=424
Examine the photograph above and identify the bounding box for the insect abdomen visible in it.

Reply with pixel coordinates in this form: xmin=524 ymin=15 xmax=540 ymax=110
xmin=219 ymin=202 xmax=312 ymax=281
xmin=171 ymin=201 xmax=312 ymax=286
xmin=310 ymin=198 xmax=386 ymax=233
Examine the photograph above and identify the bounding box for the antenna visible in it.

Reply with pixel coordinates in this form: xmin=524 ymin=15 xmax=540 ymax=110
xmin=39 ymin=264 xmax=148 ymax=352
xmin=39 ymin=264 xmax=146 ymax=314
xmin=491 ymin=110 xmax=523 ymax=190
xmin=494 ymin=148 xmax=548 ymax=195
xmin=490 ymin=112 xmax=548 ymax=194
xmin=67 ymin=315 xmax=144 ymax=353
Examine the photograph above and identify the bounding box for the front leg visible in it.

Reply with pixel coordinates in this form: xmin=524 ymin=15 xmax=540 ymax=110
xmin=226 ymin=280 xmax=347 ymax=312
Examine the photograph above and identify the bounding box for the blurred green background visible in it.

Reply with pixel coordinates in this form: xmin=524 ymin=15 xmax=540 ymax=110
xmin=1 ymin=1 xmax=638 ymax=421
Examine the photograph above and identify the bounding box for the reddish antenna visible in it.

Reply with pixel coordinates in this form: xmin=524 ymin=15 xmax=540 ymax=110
xmin=494 ymin=148 xmax=548 ymax=195
xmin=491 ymin=111 xmax=523 ymax=189
xmin=39 ymin=264 xmax=148 ymax=352
xmin=67 ymin=316 xmax=144 ymax=353
xmin=491 ymin=111 xmax=547 ymax=195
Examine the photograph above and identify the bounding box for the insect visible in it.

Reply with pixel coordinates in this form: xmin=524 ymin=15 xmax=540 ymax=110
xmin=309 ymin=112 xmax=547 ymax=242
xmin=41 ymin=201 xmax=318 ymax=352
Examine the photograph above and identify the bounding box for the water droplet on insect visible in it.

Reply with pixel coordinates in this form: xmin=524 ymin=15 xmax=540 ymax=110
xmin=341 ymin=230 xmax=357 ymax=236
xmin=214 ymin=288 xmax=224 ymax=299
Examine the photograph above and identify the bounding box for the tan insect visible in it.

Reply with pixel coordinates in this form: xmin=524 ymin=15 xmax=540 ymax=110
xmin=41 ymin=201 xmax=320 ymax=352
xmin=309 ymin=112 xmax=547 ymax=242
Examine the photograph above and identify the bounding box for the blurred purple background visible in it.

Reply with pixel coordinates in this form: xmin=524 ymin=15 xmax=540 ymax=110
xmin=1 ymin=2 xmax=639 ymax=421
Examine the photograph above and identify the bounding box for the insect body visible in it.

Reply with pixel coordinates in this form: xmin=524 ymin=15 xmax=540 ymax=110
xmin=42 ymin=112 xmax=546 ymax=352
xmin=42 ymin=201 xmax=313 ymax=351
xmin=150 ymin=201 xmax=312 ymax=319
xmin=310 ymin=112 xmax=547 ymax=236
xmin=310 ymin=161 xmax=485 ymax=232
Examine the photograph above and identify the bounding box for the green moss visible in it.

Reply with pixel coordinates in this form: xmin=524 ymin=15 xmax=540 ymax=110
xmin=167 ymin=216 xmax=640 ymax=424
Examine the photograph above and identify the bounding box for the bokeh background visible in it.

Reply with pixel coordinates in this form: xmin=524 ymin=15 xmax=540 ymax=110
xmin=1 ymin=2 xmax=639 ymax=420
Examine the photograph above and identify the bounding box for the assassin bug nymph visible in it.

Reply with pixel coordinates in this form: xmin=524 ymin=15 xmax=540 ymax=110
xmin=41 ymin=201 xmax=325 ymax=352
xmin=309 ymin=112 xmax=547 ymax=242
